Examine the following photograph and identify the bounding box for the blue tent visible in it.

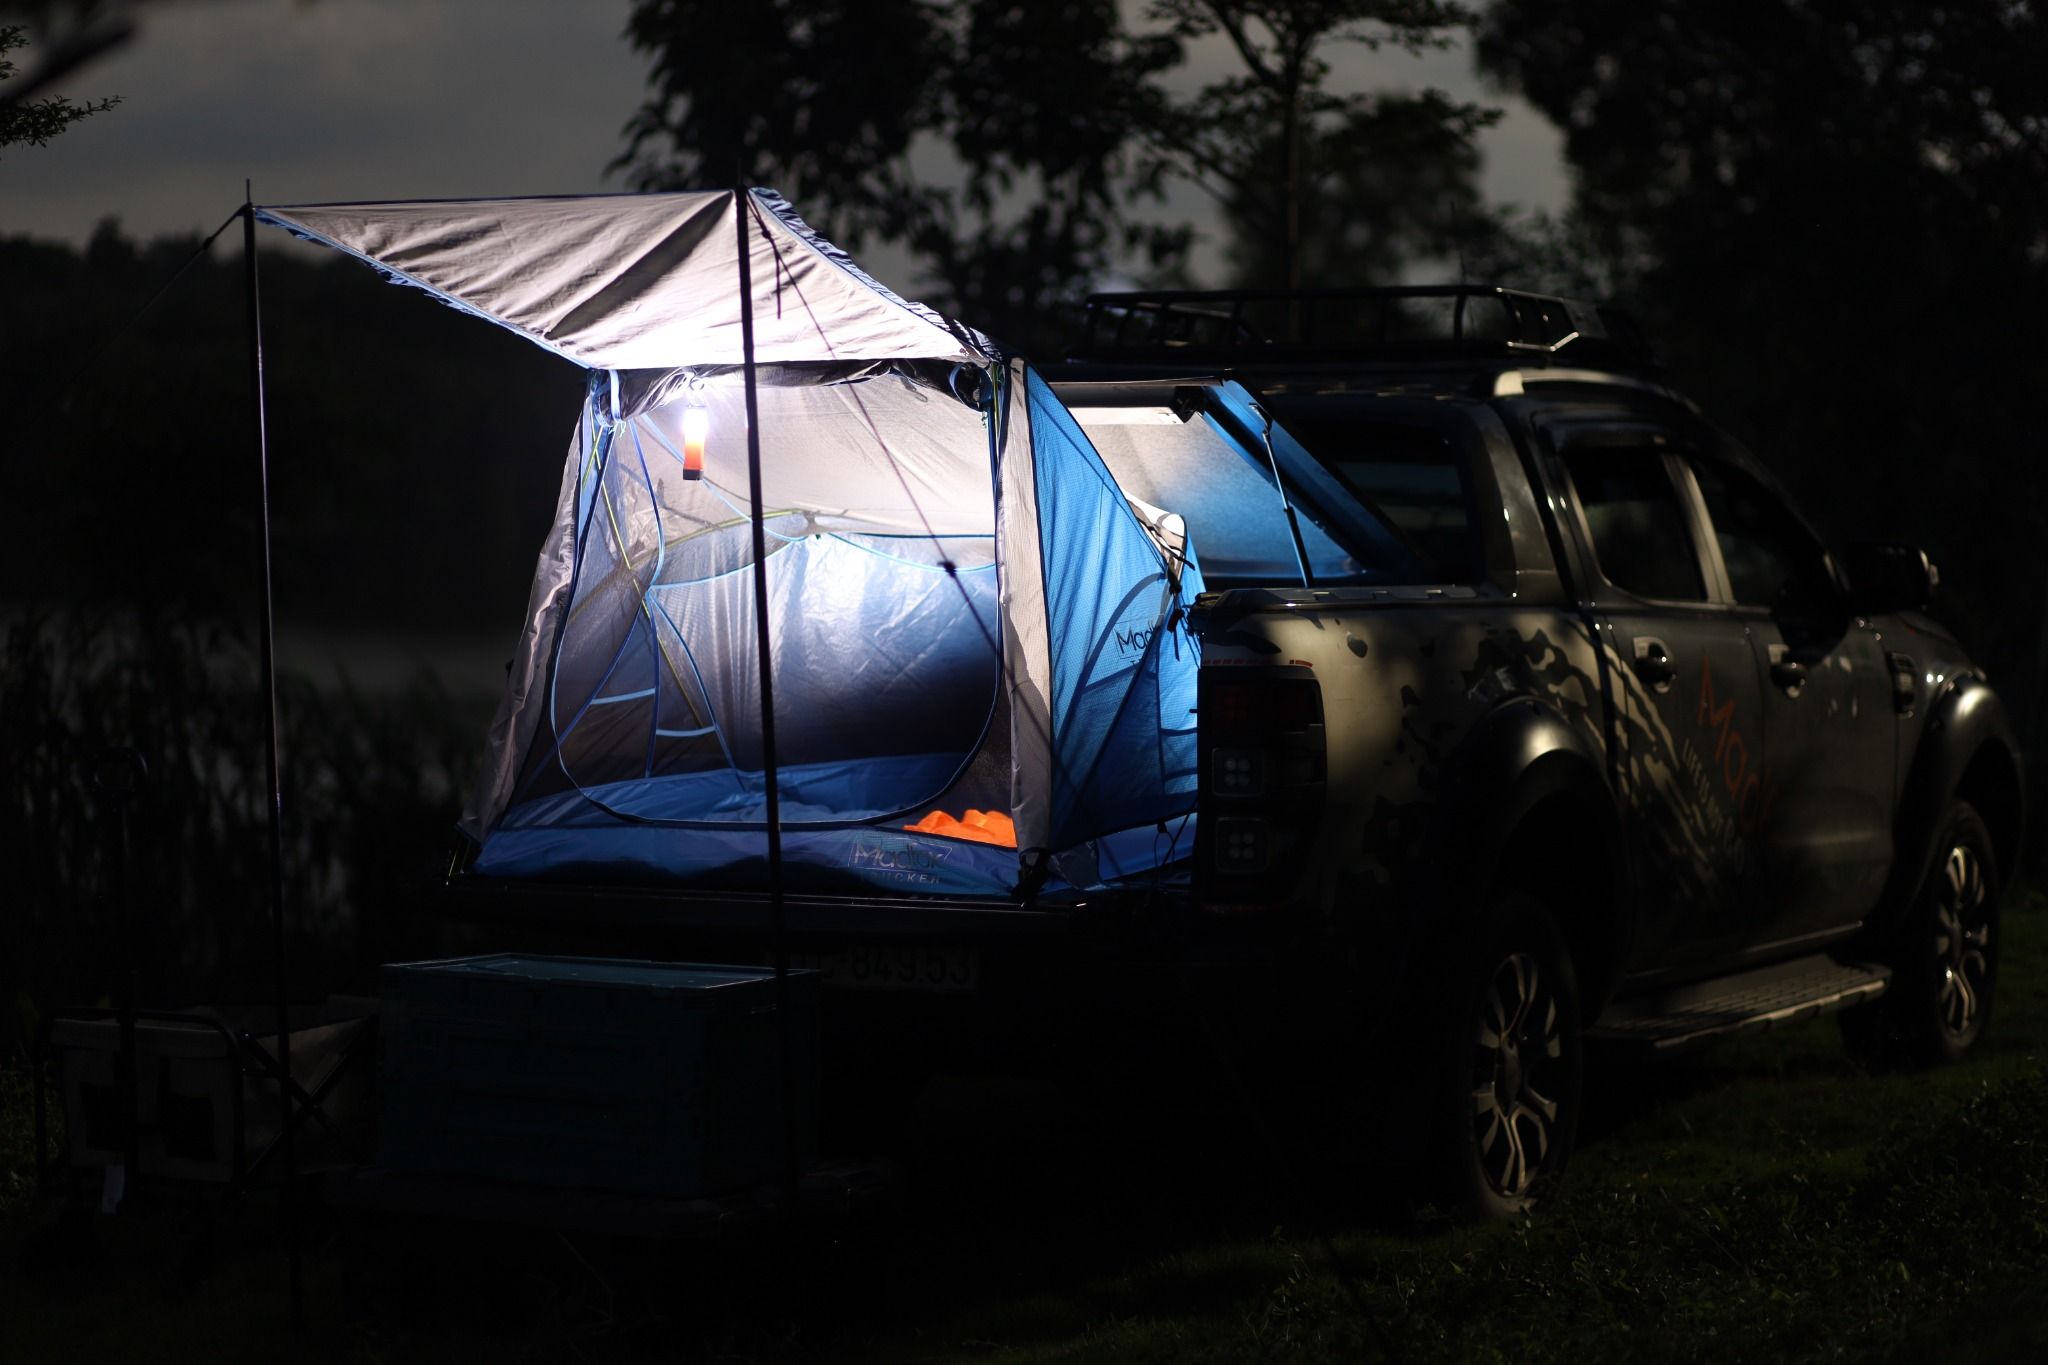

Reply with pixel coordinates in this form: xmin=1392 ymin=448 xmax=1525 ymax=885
xmin=259 ymin=190 xmax=1201 ymax=897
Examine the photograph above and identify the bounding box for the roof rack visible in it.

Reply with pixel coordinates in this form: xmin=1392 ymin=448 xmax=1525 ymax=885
xmin=1070 ymin=285 xmax=1656 ymax=370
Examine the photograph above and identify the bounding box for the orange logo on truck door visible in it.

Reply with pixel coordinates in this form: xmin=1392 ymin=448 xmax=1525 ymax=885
xmin=1696 ymin=657 xmax=1778 ymax=835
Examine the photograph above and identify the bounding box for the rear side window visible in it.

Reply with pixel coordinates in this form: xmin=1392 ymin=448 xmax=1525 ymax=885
xmin=1561 ymin=446 xmax=1706 ymax=602
xmin=1276 ymin=417 xmax=1478 ymax=584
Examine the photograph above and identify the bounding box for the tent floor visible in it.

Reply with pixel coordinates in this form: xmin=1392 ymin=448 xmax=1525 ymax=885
xmin=319 ymin=1159 xmax=897 ymax=1241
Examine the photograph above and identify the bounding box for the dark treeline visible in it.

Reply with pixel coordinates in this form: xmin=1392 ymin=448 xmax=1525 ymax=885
xmin=2 ymin=223 xmax=582 ymax=629
xmin=2 ymin=225 xmax=585 ymax=1050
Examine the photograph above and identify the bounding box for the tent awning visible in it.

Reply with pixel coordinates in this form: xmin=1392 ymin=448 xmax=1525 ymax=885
xmin=256 ymin=189 xmax=988 ymax=371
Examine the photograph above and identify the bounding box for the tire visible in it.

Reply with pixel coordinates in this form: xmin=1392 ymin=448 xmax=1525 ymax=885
xmin=1428 ymin=893 xmax=1585 ymax=1221
xmin=1843 ymin=800 xmax=2000 ymax=1068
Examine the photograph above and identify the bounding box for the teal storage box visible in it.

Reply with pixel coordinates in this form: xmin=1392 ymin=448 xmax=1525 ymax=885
xmin=377 ymin=955 xmax=817 ymax=1196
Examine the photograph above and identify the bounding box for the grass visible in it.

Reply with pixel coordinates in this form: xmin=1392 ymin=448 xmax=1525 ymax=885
xmin=0 ymin=1063 xmax=53 ymax=1220
xmin=5 ymin=889 xmax=2046 ymax=1363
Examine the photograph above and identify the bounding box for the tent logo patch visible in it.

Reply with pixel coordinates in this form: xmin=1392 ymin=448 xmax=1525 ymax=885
xmin=1089 ymin=605 xmax=1163 ymax=680
xmin=848 ymin=837 xmax=952 ymax=886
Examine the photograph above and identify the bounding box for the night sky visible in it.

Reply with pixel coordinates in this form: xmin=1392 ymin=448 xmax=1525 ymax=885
xmin=4 ymin=0 xmax=1569 ymax=287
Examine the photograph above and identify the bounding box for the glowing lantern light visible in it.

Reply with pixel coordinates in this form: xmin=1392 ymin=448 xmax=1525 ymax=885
xmin=681 ymin=406 xmax=709 ymax=480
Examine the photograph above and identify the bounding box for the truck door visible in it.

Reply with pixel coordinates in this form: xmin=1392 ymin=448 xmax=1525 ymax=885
xmin=1682 ymin=451 xmax=1894 ymax=942
xmin=1548 ymin=426 xmax=1770 ymax=971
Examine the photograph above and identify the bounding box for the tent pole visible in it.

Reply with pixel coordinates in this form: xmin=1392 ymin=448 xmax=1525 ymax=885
xmin=735 ymin=189 xmax=799 ymax=1198
xmin=243 ymin=188 xmax=303 ymax=1327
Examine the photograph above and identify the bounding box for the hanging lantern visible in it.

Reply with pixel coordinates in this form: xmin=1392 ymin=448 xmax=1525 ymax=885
xmin=681 ymin=406 xmax=709 ymax=480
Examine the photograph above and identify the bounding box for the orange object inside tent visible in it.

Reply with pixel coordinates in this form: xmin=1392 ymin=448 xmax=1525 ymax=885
xmin=903 ymin=808 xmax=1017 ymax=847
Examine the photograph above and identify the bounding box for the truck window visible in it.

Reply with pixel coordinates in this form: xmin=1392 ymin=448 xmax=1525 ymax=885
xmin=1687 ymin=457 xmax=1838 ymax=614
xmin=1081 ymin=420 xmax=1363 ymax=585
xmin=1273 ymin=416 xmax=1479 ymax=584
xmin=1561 ymin=446 xmax=1707 ymax=602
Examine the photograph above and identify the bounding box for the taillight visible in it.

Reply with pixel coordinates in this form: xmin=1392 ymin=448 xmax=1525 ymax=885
xmin=1208 ymin=676 xmax=1322 ymax=732
xmin=1196 ymin=669 xmax=1326 ymax=908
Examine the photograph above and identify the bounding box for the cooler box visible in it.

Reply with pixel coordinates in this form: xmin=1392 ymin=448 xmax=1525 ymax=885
xmin=377 ymin=955 xmax=818 ymax=1197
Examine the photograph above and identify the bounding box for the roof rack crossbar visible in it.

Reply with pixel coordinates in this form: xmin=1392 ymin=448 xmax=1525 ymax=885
xmin=1070 ymin=285 xmax=1655 ymax=371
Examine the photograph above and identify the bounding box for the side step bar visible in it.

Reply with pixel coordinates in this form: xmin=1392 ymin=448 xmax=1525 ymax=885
xmin=1588 ymin=954 xmax=1890 ymax=1053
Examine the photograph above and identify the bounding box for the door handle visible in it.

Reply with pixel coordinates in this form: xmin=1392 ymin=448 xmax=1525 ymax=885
xmin=1632 ymin=636 xmax=1676 ymax=693
xmin=1767 ymin=642 xmax=1808 ymax=695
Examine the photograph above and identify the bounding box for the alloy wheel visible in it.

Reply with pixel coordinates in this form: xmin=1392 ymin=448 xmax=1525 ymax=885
xmin=1933 ymin=842 xmax=1993 ymax=1039
xmin=1470 ymin=951 xmax=1563 ymax=1200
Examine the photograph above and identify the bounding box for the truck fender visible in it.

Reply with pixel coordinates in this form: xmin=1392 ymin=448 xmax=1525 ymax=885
xmin=1412 ymin=695 xmax=1628 ymax=1003
xmin=1881 ymin=674 xmax=2025 ymax=930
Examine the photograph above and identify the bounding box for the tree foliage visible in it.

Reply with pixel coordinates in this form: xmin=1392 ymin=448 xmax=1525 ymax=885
xmin=616 ymin=0 xmax=1498 ymax=341
xmin=1139 ymin=1 xmax=1491 ymax=292
xmin=0 ymin=24 xmax=117 ymax=154
xmin=1480 ymin=0 xmax=2048 ymax=829
xmin=616 ymin=0 xmax=1185 ymax=347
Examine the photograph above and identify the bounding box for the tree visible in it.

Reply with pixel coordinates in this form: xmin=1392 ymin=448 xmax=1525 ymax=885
xmin=615 ymin=1 xmax=1505 ymax=343
xmin=1139 ymin=1 xmax=1492 ymax=296
xmin=0 ymin=24 xmax=118 ymax=153
xmin=1479 ymin=0 xmax=2048 ymax=860
xmin=615 ymin=0 xmax=1185 ymax=348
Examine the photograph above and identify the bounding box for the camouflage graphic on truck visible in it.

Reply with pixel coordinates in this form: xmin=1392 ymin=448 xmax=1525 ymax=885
xmin=1195 ymin=593 xmax=1793 ymax=957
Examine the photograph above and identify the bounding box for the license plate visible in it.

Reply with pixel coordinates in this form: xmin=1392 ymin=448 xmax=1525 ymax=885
xmin=789 ymin=945 xmax=979 ymax=993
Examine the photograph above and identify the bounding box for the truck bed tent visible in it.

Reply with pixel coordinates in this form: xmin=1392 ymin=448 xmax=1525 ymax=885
xmin=257 ymin=190 xmax=1201 ymax=897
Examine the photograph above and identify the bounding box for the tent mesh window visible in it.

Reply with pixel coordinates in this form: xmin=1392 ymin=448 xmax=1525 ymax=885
xmin=509 ymin=369 xmax=1006 ymax=830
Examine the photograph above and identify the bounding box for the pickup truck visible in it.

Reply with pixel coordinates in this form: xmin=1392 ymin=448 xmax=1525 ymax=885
xmin=448 ymin=285 xmax=2023 ymax=1220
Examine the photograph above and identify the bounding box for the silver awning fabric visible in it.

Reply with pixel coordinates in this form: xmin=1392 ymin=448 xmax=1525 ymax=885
xmin=256 ymin=189 xmax=986 ymax=370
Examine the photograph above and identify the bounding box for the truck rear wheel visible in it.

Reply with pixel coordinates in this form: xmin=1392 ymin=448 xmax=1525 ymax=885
xmin=1431 ymin=893 xmax=1584 ymax=1220
xmin=1843 ymin=799 xmax=1999 ymax=1068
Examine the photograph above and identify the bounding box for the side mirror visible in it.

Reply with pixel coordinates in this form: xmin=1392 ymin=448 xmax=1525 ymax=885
xmin=1844 ymin=542 xmax=1939 ymax=614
